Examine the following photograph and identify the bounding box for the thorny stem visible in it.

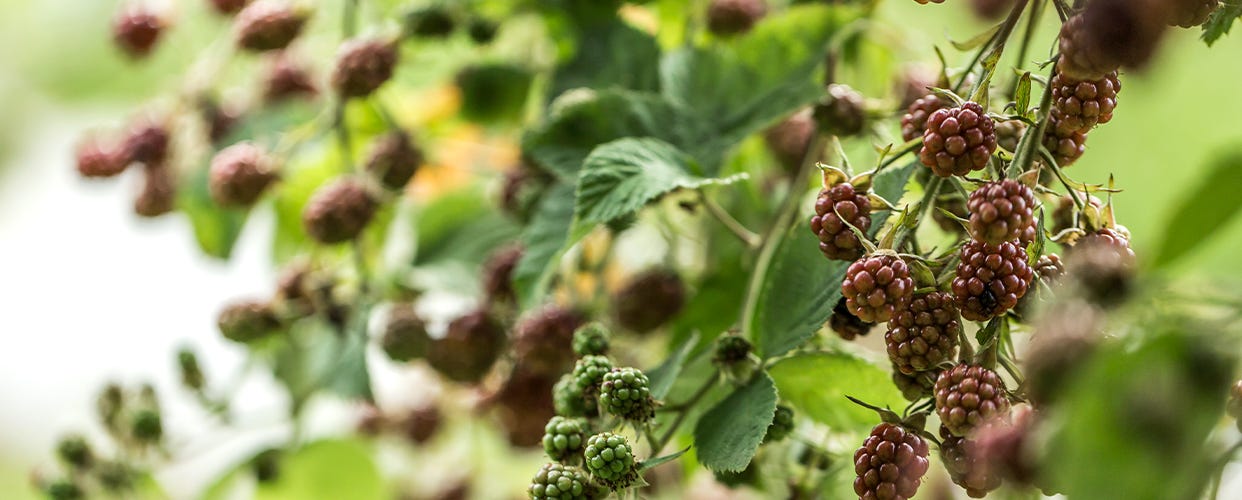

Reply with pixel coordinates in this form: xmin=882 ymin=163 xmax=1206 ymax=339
xmin=653 ymin=374 xmax=719 ymax=453
xmin=700 ymin=191 xmax=761 ymax=248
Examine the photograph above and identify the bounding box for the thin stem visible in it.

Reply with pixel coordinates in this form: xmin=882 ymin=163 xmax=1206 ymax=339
xmin=1039 ymin=147 xmax=1085 ymax=210
xmin=1052 ymin=0 xmax=1072 ymax=21
xmin=654 ymin=375 xmax=719 ymax=452
xmin=343 ymin=0 xmax=360 ymax=38
xmin=701 ymin=191 xmax=761 ymax=248
xmin=334 ymin=101 xmax=355 ymax=171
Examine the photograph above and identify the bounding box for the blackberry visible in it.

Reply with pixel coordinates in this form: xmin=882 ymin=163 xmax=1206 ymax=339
xmin=56 ymin=435 xmax=93 ymax=469
xmin=122 ymin=121 xmax=170 ymax=166
xmin=712 ymin=335 xmax=753 ymax=365
xmin=885 ymin=291 xmax=960 ymax=375
xmin=830 ymin=296 xmax=874 ymax=340
xmin=554 ymin=374 xmax=588 ymax=418
xmin=514 ymin=306 xmax=585 ymax=376
xmin=493 ymin=368 xmax=559 ymax=447
xmin=599 ymin=367 xmax=655 ymax=422
xmin=209 ymin=143 xmax=279 ymax=207
xmin=952 ymin=240 xmax=1034 ymax=321
xmin=235 ymin=0 xmax=309 ymax=52
xmin=1168 ymin=0 xmax=1219 ymax=27
xmin=900 ymin=94 xmax=948 ymax=142
xmin=75 ymin=139 xmax=128 ymax=178
xmin=810 ymin=182 xmax=872 ymax=261
xmin=426 ymin=308 xmax=505 ymax=383
xmin=893 ymin=370 xmax=936 ymax=401
xmin=971 ymin=406 xmax=1039 ymax=486
xmin=263 ymin=56 xmax=318 ymax=102
xmin=894 ymin=65 xmax=937 ymax=110
xmin=967 ymin=180 xmax=1036 ymax=245
xmin=938 ymin=426 xmax=1000 ymax=498
xmin=764 ymin=109 xmax=815 ymax=173
xmin=177 ymin=347 xmax=205 ymax=391
xmin=332 ymin=38 xmax=399 ymax=98
xmin=500 ymin=163 xmax=551 ymax=222
xmin=918 ymin=102 xmax=998 ymax=177
xmin=380 ymin=304 xmax=429 ymax=362
xmin=1056 ymin=0 xmax=1168 ymax=80
xmin=364 ymin=132 xmax=422 ymax=191
xmin=200 ymin=98 xmax=240 ymax=145
xmin=584 ymin=432 xmax=638 ymax=489
xmin=528 ymin=462 xmax=604 ymax=500
xmin=134 ymin=166 xmax=175 ymax=217
xmin=1024 ymin=302 xmax=1103 ymax=406
xmin=934 ymin=364 xmax=1010 ymax=437
xmin=1034 ymin=254 xmax=1065 ymax=285
xmin=706 ymin=0 xmax=767 ymax=36
xmin=1041 ymin=115 xmax=1088 ymax=167
xmin=764 ymin=405 xmax=795 ymax=443
xmin=482 ymin=245 xmax=523 ymax=306
xmin=217 ymin=299 xmax=281 ymax=343
xmin=401 ymin=405 xmax=442 ymax=444
xmin=1227 ymin=380 xmax=1242 ymax=432
xmin=210 ymin=0 xmax=250 ymax=15
xmin=571 ymin=355 xmax=614 ymax=417
xmin=813 ymin=84 xmax=866 ymax=137
xmin=611 ymin=269 xmax=686 ymax=334
xmin=543 ymin=416 xmax=588 ymax=462
xmin=572 ymin=323 xmax=611 ymax=357
xmin=852 ymin=423 xmax=931 ymax=500
xmin=994 ymin=119 xmax=1027 ymax=154
xmin=841 ymin=253 xmax=915 ymax=323
xmin=113 ymin=6 xmax=164 ymax=58
xmin=302 ymin=179 xmax=378 ymax=244
xmin=1066 ymin=229 xmax=1136 ymax=307
xmin=1050 ymin=72 xmax=1120 ymax=136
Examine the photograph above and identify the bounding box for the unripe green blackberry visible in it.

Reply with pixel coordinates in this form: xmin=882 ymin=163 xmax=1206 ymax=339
xmin=365 ymin=132 xmax=422 ymax=191
xmin=543 ymin=416 xmax=588 ymax=462
xmin=612 ymin=268 xmax=686 ymax=334
xmin=1227 ymin=380 xmax=1242 ymax=432
xmin=482 ymin=245 xmax=523 ymax=306
xmin=886 ymin=291 xmax=960 ymax=375
xmin=263 ymin=56 xmax=318 ymax=102
xmin=426 ymin=308 xmax=505 ymax=383
xmin=45 ymin=478 xmax=84 ymax=500
xmin=404 ymin=5 xmax=456 ymax=39
xmin=235 ymin=0 xmax=309 ymax=52
xmin=572 ymin=355 xmax=613 ymax=416
xmin=952 ymin=240 xmax=1034 ymax=321
xmin=893 ymin=370 xmax=936 ymax=401
xmin=1169 ymin=0 xmax=1219 ymax=27
xmin=830 ymin=296 xmax=875 ymax=340
xmin=706 ymin=0 xmax=767 ymax=36
xmin=210 ymin=0 xmax=250 ymax=16
xmin=852 ymin=423 xmax=930 ymax=500
xmin=177 ymin=347 xmax=205 ymax=390
xmin=380 ymin=304 xmax=430 ymax=362
xmin=113 ymin=6 xmax=164 ymax=59
xmin=583 ymin=432 xmax=638 ymax=489
xmin=56 ymin=435 xmax=93 ymax=469
xmin=764 ymin=109 xmax=815 ymax=173
xmin=554 ymin=374 xmax=588 ymax=418
xmin=122 ymin=120 xmax=170 ymax=166
xmin=401 ymin=405 xmax=442 ymax=445
xmin=96 ymin=461 xmax=135 ymax=492
xmin=1050 ymin=72 xmax=1120 ymax=136
xmin=572 ymin=323 xmax=611 ymax=357
xmin=813 ymin=84 xmax=866 ymax=137
xmin=901 ymin=94 xmax=948 ymax=142
xmin=713 ymin=335 xmax=753 ymax=365
xmin=841 ymin=253 xmax=915 ymax=323
xmin=97 ymin=383 xmax=124 ymax=430
xmin=764 ymin=405 xmax=794 ymax=443
xmin=217 ymin=299 xmax=281 ymax=343
xmin=528 ymin=462 xmax=604 ymax=500
xmin=302 ymin=179 xmax=378 ymax=244
xmin=810 ymin=182 xmax=872 ymax=261
xmin=134 ymin=165 xmax=176 ymax=218
xmin=209 ymin=143 xmax=279 ymax=207
xmin=75 ymin=138 xmax=129 ymax=178
xmin=918 ymin=102 xmax=998 ymax=177
xmin=599 ymin=368 xmax=655 ymax=422
xmin=131 ymin=408 xmax=163 ymax=443
xmin=934 ymin=364 xmax=1010 ymax=437
xmin=514 ymin=306 xmax=585 ymax=376
xmin=332 ymin=38 xmax=399 ymax=98
xmin=967 ymin=180 xmax=1036 ymax=245
xmin=938 ymin=426 xmax=1000 ymax=498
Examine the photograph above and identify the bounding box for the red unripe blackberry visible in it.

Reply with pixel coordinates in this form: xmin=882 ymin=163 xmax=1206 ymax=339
xmin=918 ymin=102 xmax=997 ymax=177
xmin=971 ymin=406 xmax=1039 ymax=486
xmin=210 ymin=0 xmax=250 ymax=15
xmin=967 ymin=180 xmax=1036 ymax=245
xmin=301 ymin=179 xmax=378 ymax=244
xmin=900 ymin=94 xmax=947 ymax=142
xmin=263 ymin=56 xmax=318 ymax=102
xmin=764 ymin=109 xmax=815 ymax=173
xmin=1056 ymin=0 xmax=1168 ymax=80
xmin=913 ymin=0 xmax=946 ymax=4
xmin=113 ymin=6 xmax=164 ymax=59
xmin=380 ymin=304 xmax=430 ymax=362
xmin=830 ymin=296 xmax=874 ymax=340
xmin=482 ymin=245 xmax=523 ymax=305
xmin=706 ymin=0 xmax=767 ymax=36
xmin=1168 ymin=0 xmax=1219 ymax=27
xmin=1050 ymin=72 xmax=1120 ymax=136
xmin=1066 ymin=229 xmax=1136 ymax=307
xmin=217 ymin=299 xmax=282 ymax=343
xmin=934 ymin=364 xmax=1010 ymax=437
xmin=200 ymin=98 xmax=240 ymax=145
xmin=332 ymin=38 xmax=399 ymax=98
xmin=1025 ymin=302 xmax=1103 ymax=406
xmin=993 ymin=119 xmax=1026 ymax=154
xmin=1034 ymin=254 xmax=1065 ymax=285
xmin=121 ymin=121 xmax=170 ymax=166
xmin=209 ymin=143 xmax=279 ymax=207
xmin=842 ymin=254 xmax=914 ymax=323
xmin=1074 ymin=227 xmax=1136 ymax=264
xmin=134 ymin=165 xmax=176 ymax=218
xmin=1041 ymin=114 xmax=1088 ymax=167
xmin=893 ymin=370 xmax=936 ymax=401
xmin=886 ymin=291 xmax=960 ymax=375
xmin=401 ymin=405 xmax=442 ymax=445
xmin=813 ymin=84 xmax=866 ymax=137
xmin=952 ymin=240 xmax=1033 ymax=321
xmin=611 ymin=268 xmax=686 ymax=334
xmin=364 ymin=132 xmax=422 ymax=191
xmin=75 ymin=139 xmax=129 ymax=178
xmin=938 ymin=426 xmax=1000 ymax=498
xmin=514 ymin=306 xmax=585 ymax=376
xmin=426 ymin=308 xmax=505 ymax=383
xmin=810 ymin=182 xmax=872 ymax=260
xmin=235 ymin=0 xmax=309 ymax=52
xmin=852 ymin=423 xmax=931 ymax=500
xmin=492 ymin=367 xmax=558 ymax=447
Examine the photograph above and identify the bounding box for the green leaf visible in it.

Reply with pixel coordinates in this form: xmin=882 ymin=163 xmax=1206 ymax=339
xmin=1014 ymin=71 xmax=1032 ymax=119
xmin=1202 ymin=2 xmax=1242 ymax=45
xmin=551 ymin=18 xmax=661 ymax=95
xmin=1152 ymin=146 xmax=1242 ymax=268
xmin=456 ymin=63 xmax=534 ymax=125
xmin=647 ymin=332 xmax=700 ymax=400
xmin=513 ymin=183 xmax=577 ymax=309
xmin=412 ymin=185 xmax=521 ymax=268
xmin=177 ymin=164 xmax=248 ymax=260
xmin=254 ymin=439 xmax=384 ymax=500
xmin=639 ymin=446 xmax=692 ymax=471
xmin=767 ymin=352 xmax=905 ymax=432
xmin=693 ymin=372 xmax=778 ymax=472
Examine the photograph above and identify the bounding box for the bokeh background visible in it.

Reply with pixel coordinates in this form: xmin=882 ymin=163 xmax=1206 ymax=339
xmin=2 ymin=0 xmax=1241 ymax=498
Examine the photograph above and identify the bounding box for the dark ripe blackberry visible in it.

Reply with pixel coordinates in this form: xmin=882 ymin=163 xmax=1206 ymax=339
xmin=401 ymin=405 xmax=442 ymax=445
xmin=217 ymin=299 xmax=281 ymax=343
xmin=901 ymin=94 xmax=948 ymax=142
xmin=134 ymin=165 xmax=176 ymax=218
xmin=1050 ymin=72 xmax=1121 ymax=136
xmin=426 ymin=308 xmax=505 ymax=383
xmin=971 ymin=0 xmax=1013 ymax=20
xmin=1227 ymin=380 xmax=1242 ymax=432
xmin=380 ymin=304 xmax=430 ymax=362
xmin=364 ymin=132 xmax=422 ymax=191
xmin=209 ymin=143 xmax=279 ymax=207
xmin=764 ymin=108 xmax=815 ymax=173
xmin=813 ymin=84 xmax=866 ymax=137
xmin=1056 ymin=0 xmax=1168 ymax=80
xmin=1041 ymin=114 xmax=1088 ymax=167
xmin=994 ymin=119 xmax=1026 ymax=154
xmin=209 ymin=0 xmax=250 ymax=15
xmin=967 ymin=180 xmax=1036 ymax=245
xmin=885 ymin=291 xmax=960 ymax=375
xmin=611 ymin=268 xmax=686 ymax=334
xmin=528 ymin=462 xmax=604 ymax=500
xmin=971 ymin=405 xmax=1039 ymax=486
xmin=841 ymin=254 xmax=915 ymax=323
xmin=122 ymin=120 xmax=170 ymax=166
xmin=493 ymin=368 xmax=559 ymax=447
xmin=764 ymin=405 xmax=795 ymax=443
xmin=263 ymin=56 xmax=318 ymax=102
xmin=1168 ymin=0 xmax=1220 ymax=27
xmin=113 ymin=6 xmax=164 ymax=58
xmin=75 ymin=138 xmax=129 ymax=178
xmin=893 ymin=370 xmax=936 ymax=401
xmin=332 ymin=37 xmax=399 ymax=98
xmin=482 ymin=245 xmax=523 ymax=306
xmin=584 ymin=432 xmax=638 ymax=489
xmin=706 ymin=0 xmax=767 ymax=36
xmin=918 ymin=102 xmax=998 ymax=177
xmin=830 ymin=296 xmax=875 ymax=340
xmin=938 ymin=426 xmax=1000 ymax=498
xmin=514 ymin=306 xmax=585 ymax=376
xmin=598 ymin=367 xmax=655 ymax=422
xmin=235 ymin=0 xmax=309 ymax=52
xmin=1066 ymin=229 xmax=1136 ymax=307
xmin=852 ymin=423 xmax=931 ymax=500
xmin=302 ymin=179 xmax=378 ymax=244
xmin=543 ymin=416 xmax=588 ymax=463
xmin=810 ymin=182 xmax=872 ymax=261
xmin=934 ymin=364 xmax=1010 ymax=437
xmin=952 ymin=240 xmax=1034 ymax=321
xmin=572 ymin=323 xmax=611 ymax=357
